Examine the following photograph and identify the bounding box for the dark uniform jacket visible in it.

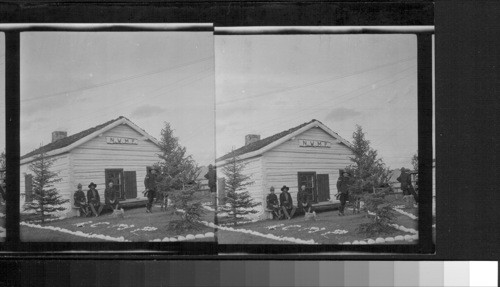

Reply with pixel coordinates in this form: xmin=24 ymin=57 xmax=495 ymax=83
xmin=337 ymin=176 xmax=351 ymax=195
xmin=204 ymin=167 xmax=217 ymax=192
xmin=144 ymin=173 xmax=158 ymax=191
xmin=279 ymin=191 xmax=293 ymax=208
xmin=297 ymin=190 xmax=311 ymax=205
xmin=266 ymin=193 xmax=279 ymax=209
xmin=1 ymin=184 xmax=6 ymax=201
xmin=104 ymin=187 xmax=118 ymax=205
xmin=397 ymin=171 xmax=412 ymax=195
xmin=74 ymin=190 xmax=87 ymax=207
xmin=87 ymin=189 xmax=101 ymax=205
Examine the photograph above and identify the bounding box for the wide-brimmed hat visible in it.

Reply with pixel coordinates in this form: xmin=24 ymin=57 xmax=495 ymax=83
xmin=281 ymin=185 xmax=290 ymax=192
xmin=88 ymin=182 xmax=97 ymax=188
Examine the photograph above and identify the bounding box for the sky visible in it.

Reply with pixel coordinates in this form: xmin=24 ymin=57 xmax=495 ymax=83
xmin=19 ymin=32 xmax=215 ymax=166
xmin=216 ymin=34 xmax=420 ymax=170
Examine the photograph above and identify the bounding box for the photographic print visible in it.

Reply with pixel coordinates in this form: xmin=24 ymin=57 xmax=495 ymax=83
xmin=215 ymin=31 xmax=424 ymax=245
xmin=19 ymin=28 xmax=216 ymax=242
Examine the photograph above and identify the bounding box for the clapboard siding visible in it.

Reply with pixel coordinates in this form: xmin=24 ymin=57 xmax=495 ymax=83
xmin=263 ymin=127 xmax=353 ymax=202
xmin=240 ymin=156 xmax=263 ymax=203
xmin=70 ymin=125 xmax=161 ymax=202
xmin=19 ymin=153 xmax=70 ymax=208
xmin=220 ymin=156 xmax=264 ymax=217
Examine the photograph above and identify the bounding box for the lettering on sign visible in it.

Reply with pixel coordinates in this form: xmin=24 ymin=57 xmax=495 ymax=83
xmin=106 ymin=136 xmax=138 ymax=145
xmin=298 ymin=139 xmax=332 ymax=148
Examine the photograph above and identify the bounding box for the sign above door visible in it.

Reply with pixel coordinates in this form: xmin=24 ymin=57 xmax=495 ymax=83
xmin=298 ymin=139 xmax=332 ymax=148
xmin=106 ymin=136 xmax=138 ymax=145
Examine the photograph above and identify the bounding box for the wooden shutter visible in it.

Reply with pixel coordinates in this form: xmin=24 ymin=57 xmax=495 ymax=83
xmin=124 ymin=171 xmax=137 ymax=199
xmin=317 ymin=174 xmax=330 ymax=202
xmin=25 ymin=174 xmax=33 ymax=203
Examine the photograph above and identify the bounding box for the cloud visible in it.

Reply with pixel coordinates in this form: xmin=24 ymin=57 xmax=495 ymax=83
xmin=131 ymin=105 xmax=166 ymax=119
xmin=21 ymin=116 xmax=49 ymax=131
xmin=325 ymin=107 xmax=362 ymax=122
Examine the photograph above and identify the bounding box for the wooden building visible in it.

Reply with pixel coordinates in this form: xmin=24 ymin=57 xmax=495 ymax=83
xmin=216 ymin=119 xmax=354 ymax=218
xmin=20 ymin=116 xmax=162 ymax=216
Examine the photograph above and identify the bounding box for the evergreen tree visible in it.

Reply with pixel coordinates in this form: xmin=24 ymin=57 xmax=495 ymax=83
xmin=344 ymin=126 xmax=395 ymax=235
xmin=346 ymin=125 xmax=390 ymax=195
xmin=156 ymin=122 xmax=200 ymax=192
xmin=168 ymin=186 xmax=205 ymax=231
xmin=156 ymin=122 xmax=205 ymax=230
xmin=219 ymin=154 xmax=260 ymax=226
xmin=0 ymin=150 xmax=5 ymax=174
xmin=23 ymin=150 xmax=69 ymax=223
xmin=411 ymin=151 xmax=418 ymax=172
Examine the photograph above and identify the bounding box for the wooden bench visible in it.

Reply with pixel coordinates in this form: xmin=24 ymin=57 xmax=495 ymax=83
xmin=263 ymin=208 xmax=274 ymax=220
xmin=70 ymin=206 xmax=81 ymax=217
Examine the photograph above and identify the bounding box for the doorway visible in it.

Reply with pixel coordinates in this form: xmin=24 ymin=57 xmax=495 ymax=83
xmin=104 ymin=169 xmax=124 ymax=200
xmin=297 ymin=172 xmax=317 ymax=203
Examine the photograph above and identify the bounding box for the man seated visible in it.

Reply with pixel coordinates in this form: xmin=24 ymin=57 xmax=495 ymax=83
xmin=266 ymin=186 xmax=283 ymax=219
xmin=279 ymin=185 xmax=296 ymax=220
xmin=297 ymin=185 xmax=313 ymax=214
xmin=74 ymin=183 xmax=89 ymax=217
xmin=87 ymin=182 xmax=103 ymax=217
xmin=104 ymin=181 xmax=120 ymax=212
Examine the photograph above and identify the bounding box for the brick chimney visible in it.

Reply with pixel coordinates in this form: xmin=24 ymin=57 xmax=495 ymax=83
xmin=52 ymin=131 xmax=67 ymax=143
xmin=245 ymin=134 xmax=261 ymax=146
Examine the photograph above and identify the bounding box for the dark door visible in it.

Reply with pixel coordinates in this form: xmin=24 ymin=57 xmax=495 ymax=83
xmin=105 ymin=169 xmax=124 ymax=200
xmin=124 ymin=171 xmax=137 ymax=199
xmin=317 ymin=174 xmax=330 ymax=202
xmin=297 ymin=172 xmax=317 ymax=203
xmin=25 ymin=174 xmax=33 ymax=203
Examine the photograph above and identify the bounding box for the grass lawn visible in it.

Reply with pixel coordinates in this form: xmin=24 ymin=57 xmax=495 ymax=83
xmin=217 ymin=230 xmax=292 ymax=245
xmin=218 ymin=210 xmax=417 ymax=244
xmin=20 ymin=194 xmax=216 ymax=242
xmin=20 ymin=225 xmax=108 ymax=242
xmin=218 ymin=194 xmax=420 ymax=245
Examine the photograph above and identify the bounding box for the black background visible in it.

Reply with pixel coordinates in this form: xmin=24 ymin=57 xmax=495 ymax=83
xmin=0 ymin=0 xmax=498 ymax=270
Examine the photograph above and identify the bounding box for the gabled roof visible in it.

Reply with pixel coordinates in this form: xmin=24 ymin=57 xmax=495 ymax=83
xmin=216 ymin=119 xmax=353 ymax=164
xmin=197 ymin=166 xmax=209 ymax=180
xmin=21 ymin=116 xmax=160 ymax=163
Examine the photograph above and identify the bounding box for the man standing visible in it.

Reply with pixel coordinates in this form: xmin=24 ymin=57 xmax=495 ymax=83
xmin=104 ymin=181 xmax=120 ymax=212
xmin=279 ymin=185 xmax=296 ymax=220
xmin=74 ymin=183 xmax=89 ymax=217
xmin=297 ymin=185 xmax=313 ymax=214
xmin=144 ymin=167 xmax=158 ymax=213
xmin=336 ymin=171 xmax=351 ymax=216
xmin=266 ymin=186 xmax=282 ymax=219
xmin=397 ymin=167 xmax=413 ymax=208
xmin=204 ymin=164 xmax=217 ymax=208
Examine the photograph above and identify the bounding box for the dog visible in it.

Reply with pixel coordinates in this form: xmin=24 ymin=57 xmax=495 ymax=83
xmin=112 ymin=208 xmax=125 ymax=219
xmin=304 ymin=211 xmax=317 ymax=221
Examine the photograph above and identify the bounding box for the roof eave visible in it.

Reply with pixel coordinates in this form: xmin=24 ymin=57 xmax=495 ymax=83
xmin=216 ymin=120 xmax=353 ymax=166
xmin=21 ymin=118 xmax=161 ymax=165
